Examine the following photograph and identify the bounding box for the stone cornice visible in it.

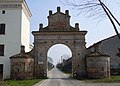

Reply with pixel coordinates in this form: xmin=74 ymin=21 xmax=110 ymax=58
xmin=0 ymin=3 xmax=22 ymax=9
xmin=32 ymin=31 xmax=87 ymax=36
xmin=0 ymin=0 xmax=23 ymax=2
xmin=0 ymin=0 xmax=32 ymax=20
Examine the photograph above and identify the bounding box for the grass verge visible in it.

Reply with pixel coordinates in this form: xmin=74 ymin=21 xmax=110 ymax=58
xmin=67 ymin=73 xmax=120 ymax=83
xmin=0 ymin=79 xmax=42 ymax=86
xmin=83 ymin=76 xmax=120 ymax=83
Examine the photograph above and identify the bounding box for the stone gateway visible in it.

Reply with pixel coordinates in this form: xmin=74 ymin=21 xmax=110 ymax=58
xmin=10 ymin=7 xmax=110 ymax=79
xmin=32 ymin=7 xmax=87 ymax=78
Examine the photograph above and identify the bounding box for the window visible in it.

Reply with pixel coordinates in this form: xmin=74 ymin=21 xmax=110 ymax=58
xmin=0 ymin=24 xmax=5 ymax=34
xmin=0 ymin=45 xmax=4 ymax=56
xmin=0 ymin=64 xmax=3 ymax=79
xmin=2 ymin=10 xmax=5 ymax=14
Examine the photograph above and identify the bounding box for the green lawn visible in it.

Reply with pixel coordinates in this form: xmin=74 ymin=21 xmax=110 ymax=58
xmin=0 ymin=79 xmax=42 ymax=86
xmin=84 ymin=76 xmax=120 ymax=83
xmin=68 ymin=73 xmax=120 ymax=83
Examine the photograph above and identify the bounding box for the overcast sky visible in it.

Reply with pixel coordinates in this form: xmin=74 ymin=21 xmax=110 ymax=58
xmin=26 ymin=0 xmax=120 ymax=65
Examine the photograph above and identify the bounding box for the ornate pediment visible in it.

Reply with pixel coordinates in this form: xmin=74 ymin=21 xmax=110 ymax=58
xmin=39 ymin=7 xmax=79 ymax=32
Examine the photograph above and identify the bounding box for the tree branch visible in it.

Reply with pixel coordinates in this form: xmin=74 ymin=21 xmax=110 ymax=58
xmin=98 ymin=0 xmax=120 ymax=39
xmin=102 ymin=3 xmax=120 ymax=26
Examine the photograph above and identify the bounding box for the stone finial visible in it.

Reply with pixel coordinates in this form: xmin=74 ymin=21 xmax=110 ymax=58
xmin=49 ymin=10 xmax=52 ymax=15
xmin=39 ymin=23 xmax=43 ymax=30
xmin=75 ymin=23 xmax=79 ymax=29
xmin=21 ymin=45 xmax=25 ymax=53
xmin=94 ymin=44 xmax=99 ymax=53
xmin=57 ymin=7 xmax=60 ymax=12
xmin=65 ymin=10 xmax=69 ymax=15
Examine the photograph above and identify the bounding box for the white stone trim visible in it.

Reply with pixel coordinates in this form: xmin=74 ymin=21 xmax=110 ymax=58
xmin=0 ymin=3 xmax=22 ymax=9
xmin=22 ymin=0 xmax=32 ymax=20
xmin=0 ymin=0 xmax=32 ymax=20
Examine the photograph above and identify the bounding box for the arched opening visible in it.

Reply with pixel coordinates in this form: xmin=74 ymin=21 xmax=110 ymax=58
xmin=47 ymin=44 xmax=72 ymax=73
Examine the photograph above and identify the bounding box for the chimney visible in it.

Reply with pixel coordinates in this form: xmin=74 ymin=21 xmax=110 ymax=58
xmin=65 ymin=10 xmax=69 ymax=15
xmin=57 ymin=7 xmax=60 ymax=12
xmin=21 ymin=45 xmax=25 ymax=53
xmin=49 ymin=10 xmax=52 ymax=15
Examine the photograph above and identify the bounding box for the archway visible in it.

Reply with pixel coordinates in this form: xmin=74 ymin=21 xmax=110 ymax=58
xmin=32 ymin=31 xmax=87 ymax=78
xmin=47 ymin=44 xmax=72 ymax=66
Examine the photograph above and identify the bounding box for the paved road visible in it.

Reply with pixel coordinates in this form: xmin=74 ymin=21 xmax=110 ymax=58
xmin=33 ymin=68 xmax=120 ymax=86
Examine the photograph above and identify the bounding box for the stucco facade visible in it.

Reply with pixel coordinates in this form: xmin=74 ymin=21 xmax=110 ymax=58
xmin=0 ymin=0 xmax=31 ymax=79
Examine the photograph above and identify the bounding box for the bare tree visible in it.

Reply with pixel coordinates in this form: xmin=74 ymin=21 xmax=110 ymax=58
xmin=60 ymin=0 xmax=120 ymax=39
